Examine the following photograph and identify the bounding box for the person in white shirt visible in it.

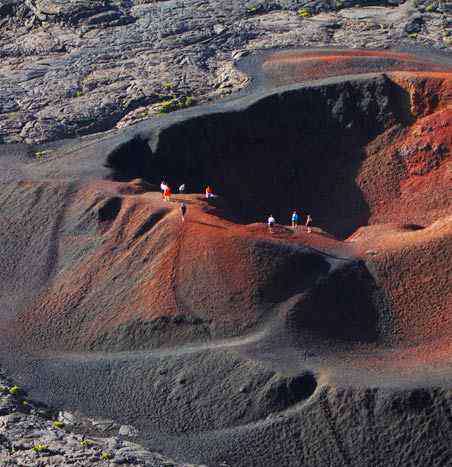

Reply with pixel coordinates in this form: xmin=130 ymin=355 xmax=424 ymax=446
xmin=267 ymin=215 xmax=276 ymax=233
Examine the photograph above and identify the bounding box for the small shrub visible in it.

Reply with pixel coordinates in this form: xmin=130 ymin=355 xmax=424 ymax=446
xmin=246 ymin=5 xmax=258 ymax=14
xmin=408 ymin=33 xmax=418 ymax=39
xmin=177 ymin=95 xmax=194 ymax=109
xmin=158 ymin=96 xmax=195 ymax=114
xmin=74 ymin=90 xmax=83 ymax=98
xmin=34 ymin=150 xmax=52 ymax=160
xmin=32 ymin=444 xmax=48 ymax=453
xmin=52 ymin=420 xmax=64 ymax=429
xmin=425 ymin=3 xmax=436 ymax=12
xmin=297 ymin=8 xmax=311 ymax=18
xmin=80 ymin=439 xmax=93 ymax=447
xmin=0 ymin=385 xmax=8 ymax=394
xmin=101 ymin=451 xmax=112 ymax=460
xmin=8 ymin=385 xmax=21 ymax=396
xmin=163 ymin=81 xmax=173 ymax=90
xmin=21 ymin=400 xmax=29 ymax=406
xmin=158 ymin=99 xmax=177 ymax=113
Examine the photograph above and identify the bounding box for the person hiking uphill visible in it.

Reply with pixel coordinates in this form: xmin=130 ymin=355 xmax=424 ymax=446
xmin=291 ymin=210 xmax=300 ymax=230
xmin=305 ymin=214 xmax=312 ymax=233
xmin=180 ymin=202 xmax=187 ymax=222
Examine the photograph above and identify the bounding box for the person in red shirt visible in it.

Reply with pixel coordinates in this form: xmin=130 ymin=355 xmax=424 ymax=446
xmin=163 ymin=185 xmax=172 ymax=202
xmin=160 ymin=180 xmax=168 ymax=198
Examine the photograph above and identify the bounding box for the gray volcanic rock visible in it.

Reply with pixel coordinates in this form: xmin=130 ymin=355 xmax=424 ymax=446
xmin=0 ymin=368 xmax=206 ymax=466
xmin=0 ymin=0 xmax=450 ymax=144
xmin=29 ymin=0 xmax=136 ymax=27
xmin=404 ymin=12 xmax=424 ymax=33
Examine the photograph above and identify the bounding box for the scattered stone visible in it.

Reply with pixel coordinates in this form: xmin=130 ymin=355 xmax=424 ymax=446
xmin=119 ymin=424 xmax=139 ymax=437
xmin=0 ymin=367 xmax=207 ymax=466
xmin=405 ymin=13 xmax=424 ymax=33
xmin=57 ymin=410 xmax=77 ymax=426
xmin=90 ymin=417 xmax=118 ymax=433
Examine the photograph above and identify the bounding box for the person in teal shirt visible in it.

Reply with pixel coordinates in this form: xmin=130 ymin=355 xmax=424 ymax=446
xmin=291 ymin=211 xmax=300 ymax=230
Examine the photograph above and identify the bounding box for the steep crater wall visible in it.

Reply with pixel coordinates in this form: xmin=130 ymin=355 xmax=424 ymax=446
xmin=107 ymin=73 xmax=449 ymax=238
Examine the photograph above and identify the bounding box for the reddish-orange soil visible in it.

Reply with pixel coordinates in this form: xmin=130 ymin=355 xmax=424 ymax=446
xmin=262 ymin=50 xmax=449 ymax=87
xmin=357 ymin=72 xmax=451 ymax=227
xmin=7 ymin=184 xmax=451 ymax=352
xmin=0 ymin=68 xmax=449 ymax=356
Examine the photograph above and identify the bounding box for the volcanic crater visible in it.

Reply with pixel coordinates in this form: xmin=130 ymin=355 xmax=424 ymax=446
xmin=0 ymin=49 xmax=451 ymax=467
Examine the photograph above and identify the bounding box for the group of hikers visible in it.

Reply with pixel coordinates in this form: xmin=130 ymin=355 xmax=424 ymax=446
xmin=160 ymin=180 xmax=214 ymax=201
xmin=160 ymin=180 xmax=214 ymax=222
xmin=267 ymin=211 xmax=312 ymax=234
xmin=160 ymin=180 xmax=313 ymax=233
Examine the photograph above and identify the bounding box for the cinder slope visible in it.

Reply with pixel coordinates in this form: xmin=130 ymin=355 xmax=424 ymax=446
xmin=2 ymin=182 xmax=450 ymax=353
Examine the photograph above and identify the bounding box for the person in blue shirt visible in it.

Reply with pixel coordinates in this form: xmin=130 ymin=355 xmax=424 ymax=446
xmin=291 ymin=210 xmax=300 ymax=231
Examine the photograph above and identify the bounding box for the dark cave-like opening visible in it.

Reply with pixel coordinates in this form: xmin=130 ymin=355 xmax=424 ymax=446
xmin=106 ymin=75 xmax=411 ymax=238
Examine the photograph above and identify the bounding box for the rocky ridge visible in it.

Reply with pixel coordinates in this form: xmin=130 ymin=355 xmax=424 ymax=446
xmin=0 ymin=0 xmax=450 ymax=144
xmin=0 ymin=368 xmax=205 ymax=466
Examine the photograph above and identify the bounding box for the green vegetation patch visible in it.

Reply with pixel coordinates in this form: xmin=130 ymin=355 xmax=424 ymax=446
xmin=8 ymin=385 xmax=21 ymax=395
xmin=246 ymin=4 xmax=259 ymax=14
xmin=297 ymin=7 xmax=311 ymax=18
xmin=158 ymin=96 xmax=195 ymax=114
xmin=34 ymin=150 xmax=53 ymax=160
xmin=32 ymin=444 xmax=49 ymax=453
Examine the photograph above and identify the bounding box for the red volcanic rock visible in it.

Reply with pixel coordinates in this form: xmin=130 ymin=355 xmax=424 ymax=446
xmin=261 ymin=50 xmax=449 ymax=88
xmin=357 ymin=73 xmax=451 ymax=228
xmin=390 ymin=71 xmax=452 ymax=118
